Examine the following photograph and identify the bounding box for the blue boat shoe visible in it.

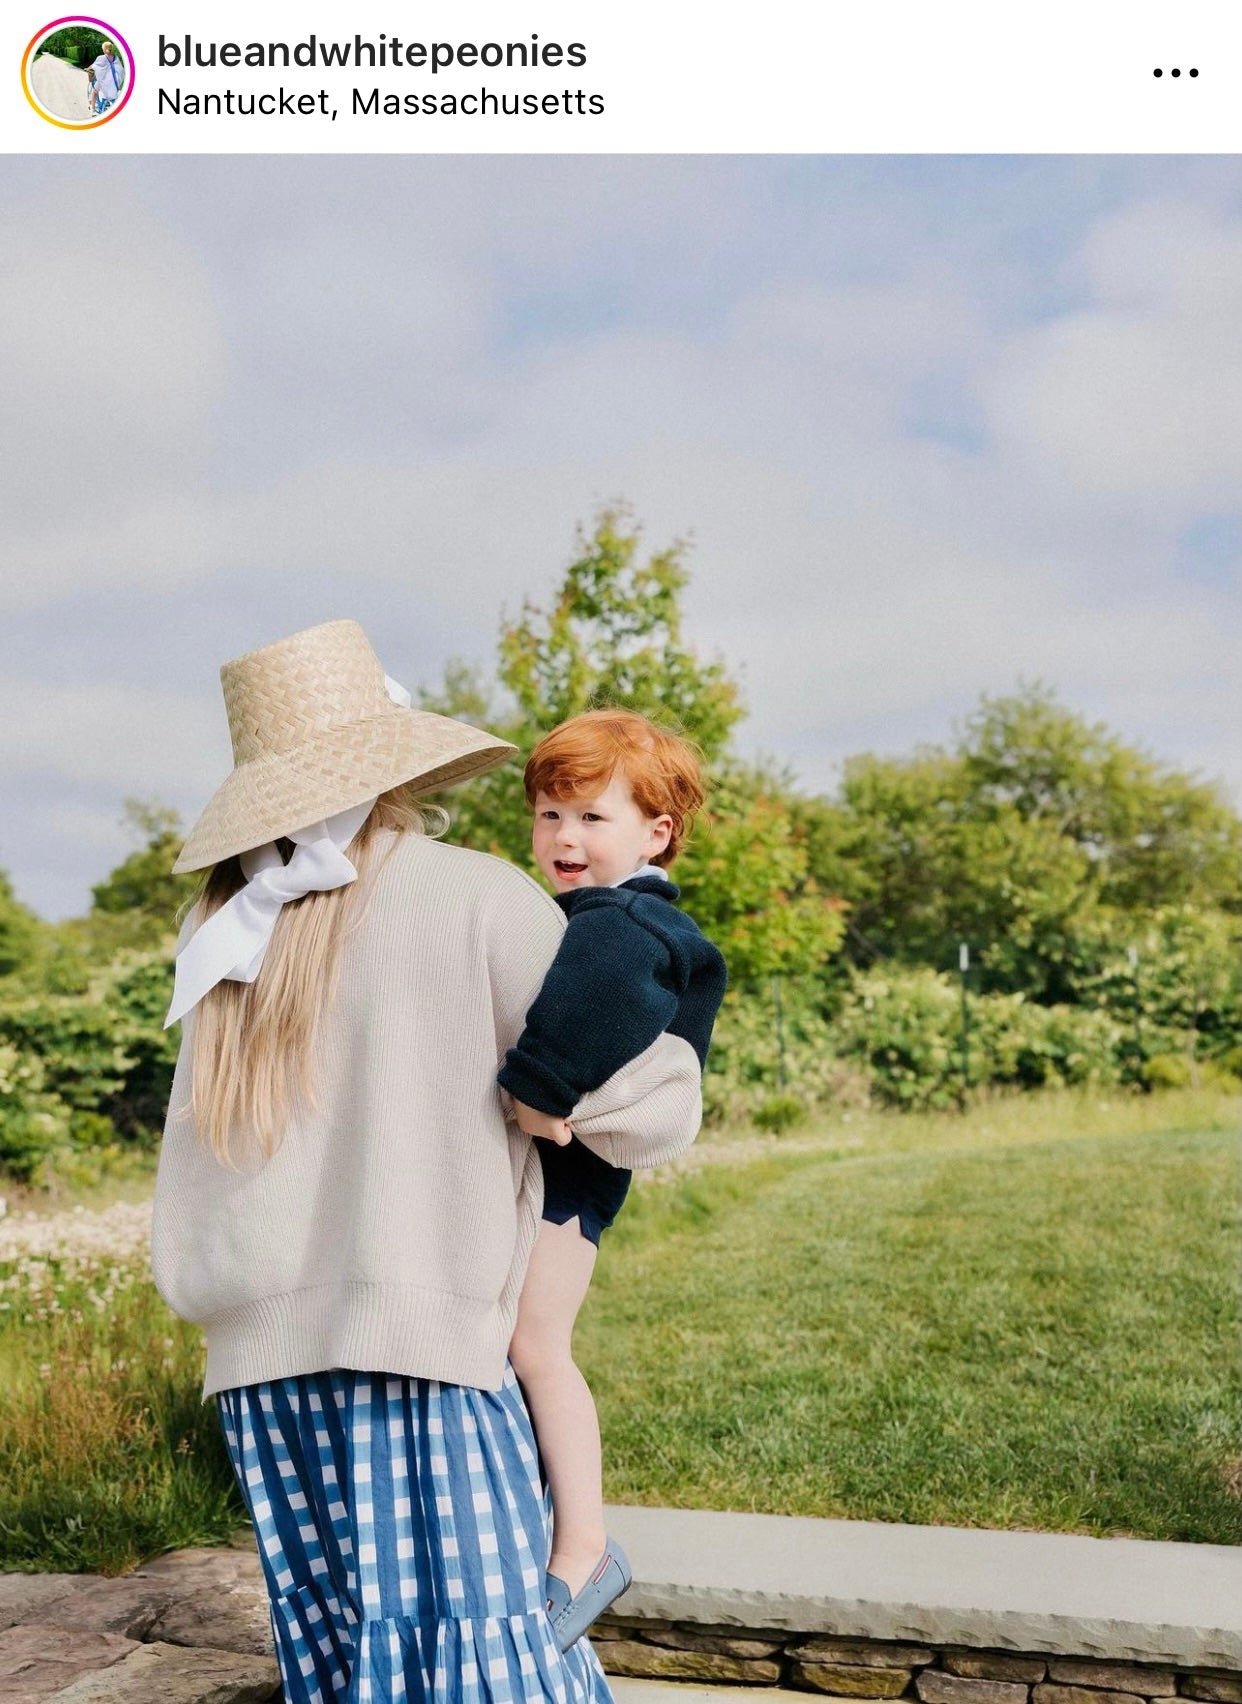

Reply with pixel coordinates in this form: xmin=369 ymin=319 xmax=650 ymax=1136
xmin=544 ymin=1570 xmax=572 ymax=1620
xmin=546 ymin=1537 xmax=633 ymax=1651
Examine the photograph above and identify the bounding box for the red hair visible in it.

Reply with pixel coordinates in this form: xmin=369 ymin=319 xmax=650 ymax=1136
xmin=524 ymin=709 xmax=705 ymax=867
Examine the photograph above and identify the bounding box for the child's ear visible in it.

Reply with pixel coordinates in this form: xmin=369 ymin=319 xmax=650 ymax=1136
xmin=649 ymin=814 xmax=674 ymax=856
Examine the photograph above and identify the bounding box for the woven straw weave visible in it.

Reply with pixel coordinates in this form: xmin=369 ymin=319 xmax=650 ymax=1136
xmin=173 ymin=621 xmax=515 ymax=873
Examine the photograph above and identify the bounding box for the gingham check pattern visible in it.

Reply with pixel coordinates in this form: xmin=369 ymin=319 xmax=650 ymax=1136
xmin=218 ymin=1365 xmax=615 ymax=1703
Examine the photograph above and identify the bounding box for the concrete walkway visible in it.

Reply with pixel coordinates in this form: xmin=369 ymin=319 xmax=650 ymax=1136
xmin=28 ymin=55 xmax=90 ymax=122
xmin=603 ymin=1504 xmax=1242 ymax=1669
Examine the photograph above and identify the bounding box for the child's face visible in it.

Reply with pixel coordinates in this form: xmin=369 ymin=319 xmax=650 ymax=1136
xmin=532 ymin=772 xmax=672 ymax=893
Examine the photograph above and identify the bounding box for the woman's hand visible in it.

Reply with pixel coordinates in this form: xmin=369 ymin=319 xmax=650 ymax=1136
xmin=511 ymin=1098 xmax=574 ymax=1146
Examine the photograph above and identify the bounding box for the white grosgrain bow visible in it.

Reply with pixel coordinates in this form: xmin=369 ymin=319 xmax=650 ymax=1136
xmin=163 ymin=672 xmax=411 ymax=1028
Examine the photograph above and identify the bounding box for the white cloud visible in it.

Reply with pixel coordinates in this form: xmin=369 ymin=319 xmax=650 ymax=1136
xmin=0 ymin=193 xmax=227 ymax=511
xmin=980 ymin=201 xmax=1242 ymax=504
xmin=0 ymin=681 xmax=227 ymax=796
xmin=2 ymin=159 xmax=1240 ymax=918
xmin=729 ymin=274 xmax=985 ymax=385
xmin=39 ymin=802 xmax=132 ymax=857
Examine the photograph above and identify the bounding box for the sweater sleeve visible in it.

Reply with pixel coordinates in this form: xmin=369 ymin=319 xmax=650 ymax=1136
xmin=570 ymin=1033 xmax=703 ymax=1169
xmin=496 ymin=904 xmax=681 ymax=1116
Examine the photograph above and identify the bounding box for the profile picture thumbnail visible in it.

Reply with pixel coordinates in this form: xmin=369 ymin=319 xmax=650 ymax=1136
xmin=23 ymin=18 xmax=133 ymax=129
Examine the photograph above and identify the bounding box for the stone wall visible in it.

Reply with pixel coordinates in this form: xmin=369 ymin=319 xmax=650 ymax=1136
xmin=5 ymin=1538 xmax=1239 ymax=1702
xmin=593 ymin=1618 xmax=1242 ymax=1700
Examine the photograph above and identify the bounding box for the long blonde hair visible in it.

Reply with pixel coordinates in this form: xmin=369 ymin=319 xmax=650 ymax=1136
xmin=177 ymin=785 xmax=445 ymax=1168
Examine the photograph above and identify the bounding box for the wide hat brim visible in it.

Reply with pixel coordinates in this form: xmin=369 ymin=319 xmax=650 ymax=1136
xmin=173 ymin=709 xmax=516 ymax=873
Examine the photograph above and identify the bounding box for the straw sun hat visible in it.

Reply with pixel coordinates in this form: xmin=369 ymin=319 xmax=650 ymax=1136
xmin=172 ymin=620 xmax=516 ymax=874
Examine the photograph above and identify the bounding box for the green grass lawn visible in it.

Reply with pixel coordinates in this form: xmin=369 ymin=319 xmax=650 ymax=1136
xmin=0 ymin=1198 xmax=238 ymax=1575
xmin=1 ymin=1088 xmax=1238 ymax=1572
xmin=582 ymin=1091 xmax=1242 ymax=1544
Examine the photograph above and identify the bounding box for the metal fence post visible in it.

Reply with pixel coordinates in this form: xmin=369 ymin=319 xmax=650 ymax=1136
xmin=1127 ymin=945 xmax=1142 ymax=1084
xmin=958 ymin=942 xmax=970 ymax=1110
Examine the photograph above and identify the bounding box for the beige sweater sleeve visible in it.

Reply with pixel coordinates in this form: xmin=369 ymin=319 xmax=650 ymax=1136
xmin=570 ymin=1033 xmax=703 ymax=1169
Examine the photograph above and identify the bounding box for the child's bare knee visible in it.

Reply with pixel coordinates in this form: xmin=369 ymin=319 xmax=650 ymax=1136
xmin=508 ymin=1326 xmax=535 ymax=1380
xmin=510 ymin=1324 xmax=572 ymax=1384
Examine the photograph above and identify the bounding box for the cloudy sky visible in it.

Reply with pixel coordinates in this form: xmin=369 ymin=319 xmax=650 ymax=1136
xmin=2 ymin=155 xmax=1239 ymax=920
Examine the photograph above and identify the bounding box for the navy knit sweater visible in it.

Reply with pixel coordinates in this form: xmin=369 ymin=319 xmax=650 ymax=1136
xmin=497 ymin=873 xmax=728 ymax=1119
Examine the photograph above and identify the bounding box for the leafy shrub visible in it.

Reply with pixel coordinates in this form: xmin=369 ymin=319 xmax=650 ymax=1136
xmin=752 ymin=1093 xmax=807 ymax=1133
xmin=0 ymin=949 xmax=177 ymax=1182
xmin=1144 ymin=1053 xmax=1191 ymax=1090
xmin=702 ymin=983 xmax=869 ymax=1126
xmin=1142 ymin=1052 xmax=1240 ymax=1093
xmin=832 ymin=968 xmax=964 ymax=1109
xmin=702 ymin=966 xmax=1188 ymax=1123
xmin=0 ymin=995 xmax=136 ymax=1114
xmin=0 ymin=1042 xmax=73 ymax=1182
xmin=1214 ymin=1045 xmax=1242 ymax=1080
xmin=1070 ymin=906 xmax=1241 ymax=1067
xmin=831 ymin=968 xmax=1136 ymax=1110
xmin=969 ymin=995 xmax=1128 ymax=1090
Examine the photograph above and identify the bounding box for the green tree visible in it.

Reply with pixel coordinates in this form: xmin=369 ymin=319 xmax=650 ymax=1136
xmin=424 ymin=505 xmax=746 ymax=871
xmin=675 ymin=763 xmax=845 ymax=986
xmin=39 ymin=25 xmax=105 ymax=65
xmin=499 ymin=505 xmax=743 ymax=759
xmin=797 ymin=756 xmax=1095 ymax=996
xmin=424 ymin=506 xmax=842 ymax=987
xmin=0 ymin=871 xmax=44 ymax=980
xmin=959 ymin=688 xmax=1242 ymax=914
xmin=1071 ymin=905 xmax=1242 ymax=1079
xmin=88 ymin=800 xmax=198 ymax=947
xmin=798 ymin=684 xmax=1242 ymax=1002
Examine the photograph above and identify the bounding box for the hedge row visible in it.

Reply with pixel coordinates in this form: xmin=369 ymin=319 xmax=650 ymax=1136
xmin=705 ymin=964 xmax=1239 ymax=1125
xmin=2 ymin=945 xmax=1236 ymax=1184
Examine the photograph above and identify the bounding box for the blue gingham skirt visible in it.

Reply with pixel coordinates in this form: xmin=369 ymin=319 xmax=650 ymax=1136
xmin=217 ymin=1365 xmax=615 ymax=1703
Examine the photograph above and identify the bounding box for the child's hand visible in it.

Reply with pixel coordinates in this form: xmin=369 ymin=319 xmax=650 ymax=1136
xmin=512 ymin=1098 xmax=574 ymax=1145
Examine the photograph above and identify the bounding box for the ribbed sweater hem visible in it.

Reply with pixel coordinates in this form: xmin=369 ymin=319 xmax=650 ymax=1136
xmin=200 ymin=1282 xmax=513 ymax=1401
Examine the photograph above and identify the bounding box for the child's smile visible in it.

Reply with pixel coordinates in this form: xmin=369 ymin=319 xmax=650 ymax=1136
xmin=532 ymin=773 xmax=673 ymax=893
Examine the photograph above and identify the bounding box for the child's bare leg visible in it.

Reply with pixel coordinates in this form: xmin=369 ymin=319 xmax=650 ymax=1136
xmin=509 ymin=1216 xmax=606 ymax=1599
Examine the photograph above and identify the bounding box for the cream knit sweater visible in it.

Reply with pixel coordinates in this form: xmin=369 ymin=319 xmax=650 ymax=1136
xmin=151 ymin=829 xmax=703 ymax=1400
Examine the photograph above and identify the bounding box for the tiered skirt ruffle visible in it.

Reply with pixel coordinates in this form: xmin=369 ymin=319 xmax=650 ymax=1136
xmin=219 ymin=1366 xmax=613 ymax=1702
